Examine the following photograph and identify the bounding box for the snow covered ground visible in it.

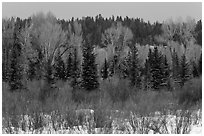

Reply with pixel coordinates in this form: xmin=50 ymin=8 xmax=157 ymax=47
xmin=2 ymin=109 xmax=202 ymax=134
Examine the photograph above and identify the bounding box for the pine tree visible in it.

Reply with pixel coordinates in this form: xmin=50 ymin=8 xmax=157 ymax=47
xmin=70 ymin=48 xmax=80 ymax=88
xmin=81 ymin=37 xmax=99 ymax=91
xmin=179 ymin=53 xmax=189 ymax=87
xmin=66 ymin=53 xmax=73 ymax=80
xmin=150 ymin=47 xmax=164 ymax=90
xmin=101 ymin=58 xmax=109 ymax=80
xmin=54 ymin=51 xmax=66 ymax=80
xmin=9 ymin=29 xmax=23 ymax=91
xmin=172 ymin=49 xmax=180 ymax=80
xmin=161 ymin=55 xmax=170 ymax=87
xmin=44 ymin=59 xmax=55 ymax=85
xmin=198 ymin=54 xmax=202 ymax=75
xmin=143 ymin=58 xmax=151 ymax=90
xmin=129 ymin=46 xmax=141 ymax=88
xmin=192 ymin=61 xmax=199 ymax=77
xmin=28 ymin=60 xmax=36 ymax=81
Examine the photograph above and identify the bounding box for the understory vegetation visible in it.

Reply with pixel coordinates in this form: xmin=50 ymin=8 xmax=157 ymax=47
xmin=2 ymin=76 xmax=202 ymax=134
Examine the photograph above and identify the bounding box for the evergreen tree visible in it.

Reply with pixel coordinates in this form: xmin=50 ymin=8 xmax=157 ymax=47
xmin=101 ymin=58 xmax=109 ymax=80
xmin=70 ymin=48 xmax=80 ymax=88
xmin=129 ymin=46 xmax=141 ymax=88
xmin=192 ymin=61 xmax=199 ymax=77
xmin=161 ymin=55 xmax=170 ymax=87
xmin=143 ymin=58 xmax=151 ymax=90
xmin=54 ymin=51 xmax=66 ymax=80
xmin=9 ymin=27 xmax=23 ymax=91
xmin=44 ymin=59 xmax=55 ymax=85
xmin=27 ymin=60 xmax=36 ymax=81
xmin=66 ymin=53 xmax=73 ymax=80
xmin=150 ymin=47 xmax=164 ymax=90
xmin=179 ymin=54 xmax=189 ymax=87
xmin=81 ymin=37 xmax=99 ymax=91
xmin=172 ymin=49 xmax=180 ymax=80
xmin=198 ymin=54 xmax=202 ymax=75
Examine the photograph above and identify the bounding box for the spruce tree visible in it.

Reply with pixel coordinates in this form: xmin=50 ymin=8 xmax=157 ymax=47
xmin=101 ymin=58 xmax=109 ymax=80
xmin=44 ymin=59 xmax=55 ymax=85
xmin=179 ymin=53 xmax=189 ymax=87
xmin=81 ymin=37 xmax=99 ymax=91
xmin=54 ymin=51 xmax=66 ymax=80
xmin=143 ymin=58 xmax=151 ymax=90
xmin=161 ymin=55 xmax=170 ymax=87
xmin=66 ymin=53 xmax=73 ymax=80
xmin=198 ymin=54 xmax=202 ymax=75
xmin=9 ymin=29 xmax=23 ymax=91
xmin=192 ymin=61 xmax=199 ymax=77
xmin=129 ymin=46 xmax=141 ymax=88
xmin=150 ymin=47 xmax=164 ymax=90
xmin=172 ymin=49 xmax=180 ymax=80
xmin=70 ymin=48 xmax=80 ymax=88
xmin=28 ymin=60 xmax=36 ymax=81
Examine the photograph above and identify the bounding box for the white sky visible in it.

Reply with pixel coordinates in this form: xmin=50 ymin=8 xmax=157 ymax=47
xmin=2 ymin=2 xmax=202 ymax=23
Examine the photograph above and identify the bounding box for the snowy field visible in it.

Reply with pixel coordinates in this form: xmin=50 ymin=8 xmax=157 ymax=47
xmin=2 ymin=109 xmax=202 ymax=134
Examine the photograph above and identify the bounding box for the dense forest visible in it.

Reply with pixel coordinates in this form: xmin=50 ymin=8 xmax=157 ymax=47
xmin=2 ymin=13 xmax=202 ymax=91
xmin=2 ymin=12 xmax=202 ymax=134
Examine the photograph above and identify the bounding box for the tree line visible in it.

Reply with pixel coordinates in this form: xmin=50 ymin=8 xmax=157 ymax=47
xmin=2 ymin=12 xmax=202 ymax=93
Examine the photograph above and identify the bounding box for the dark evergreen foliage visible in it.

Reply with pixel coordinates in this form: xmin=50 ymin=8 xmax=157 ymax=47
xmin=28 ymin=60 xmax=36 ymax=81
xmin=54 ymin=51 xmax=66 ymax=80
xmin=198 ymin=54 xmax=202 ymax=75
xmin=192 ymin=61 xmax=199 ymax=78
xmin=161 ymin=55 xmax=170 ymax=87
xmin=149 ymin=47 xmax=164 ymax=90
xmin=101 ymin=58 xmax=109 ymax=80
xmin=44 ymin=60 xmax=55 ymax=85
xmin=70 ymin=48 xmax=80 ymax=89
xmin=81 ymin=37 xmax=99 ymax=91
xmin=129 ymin=46 xmax=141 ymax=88
xmin=172 ymin=49 xmax=180 ymax=80
xmin=179 ymin=54 xmax=190 ymax=87
xmin=8 ymin=21 xmax=23 ymax=91
xmin=194 ymin=20 xmax=202 ymax=46
xmin=66 ymin=53 xmax=73 ymax=80
xmin=143 ymin=58 xmax=151 ymax=90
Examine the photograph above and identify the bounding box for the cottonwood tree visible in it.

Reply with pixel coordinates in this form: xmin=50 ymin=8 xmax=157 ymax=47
xmin=101 ymin=22 xmax=133 ymax=76
xmin=155 ymin=18 xmax=196 ymax=63
xmin=30 ymin=12 xmax=69 ymax=83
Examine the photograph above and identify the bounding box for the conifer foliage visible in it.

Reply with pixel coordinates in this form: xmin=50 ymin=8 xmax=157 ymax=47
xmin=198 ymin=54 xmax=202 ymax=75
xmin=66 ymin=53 xmax=73 ymax=80
xmin=70 ymin=48 xmax=80 ymax=88
xmin=161 ymin=55 xmax=170 ymax=87
xmin=172 ymin=49 xmax=180 ymax=80
xmin=129 ymin=45 xmax=141 ymax=88
xmin=54 ymin=51 xmax=66 ymax=80
xmin=179 ymin=54 xmax=189 ymax=87
xmin=149 ymin=47 xmax=164 ymax=90
xmin=9 ymin=20 xmax=23 ymax=91
xmin=81 ymin=37 xmax=99 ymax=91
xmin=101 ymin=58 xmax=109 ymax=80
